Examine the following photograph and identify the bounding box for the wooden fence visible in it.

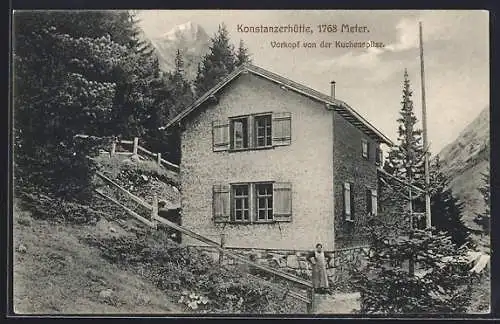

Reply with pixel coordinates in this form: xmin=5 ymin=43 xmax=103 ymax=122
xmin=94 ymin=171 xmax=316 ymax=313
xmin=110 ymin=137 xmax=179 ymax=172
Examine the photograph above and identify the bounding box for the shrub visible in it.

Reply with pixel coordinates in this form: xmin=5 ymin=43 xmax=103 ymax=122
xmin=17 ymin=191 xmax=102 ymax=224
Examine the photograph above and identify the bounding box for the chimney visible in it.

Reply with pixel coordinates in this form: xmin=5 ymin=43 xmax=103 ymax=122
xmin=330 ymin=81 xmax=336 ymax=100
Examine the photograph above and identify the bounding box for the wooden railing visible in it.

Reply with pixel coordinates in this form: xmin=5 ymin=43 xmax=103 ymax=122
xmin=111 ymin=137 xmax=179 ymax=172
xmin=94 ymin=171 xmax=316 ymax=313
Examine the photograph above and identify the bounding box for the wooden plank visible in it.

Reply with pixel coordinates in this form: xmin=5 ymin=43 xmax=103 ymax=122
xmin=137 ymin=145 xmax=179 ymax=170
xmin=95 ymin=171 xmax=153 ymax=210
xmin=95 ymin=189 xmax=156 ymax=228
xmin=137 ymin=145 xmax=155 ymax=157
xmin=160 ymin=158 xmax=180 ymax=170
xmin=152 ymin=214 xmax=313 ymax=288
xmin=119 ymin=140 xmax=134 ymax=145
xmin=377 ymin=167 xmax=426 ymax=194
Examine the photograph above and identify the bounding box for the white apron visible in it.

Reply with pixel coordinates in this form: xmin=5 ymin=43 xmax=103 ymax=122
xmin=312 ymin=251 xmax=329 ymax=289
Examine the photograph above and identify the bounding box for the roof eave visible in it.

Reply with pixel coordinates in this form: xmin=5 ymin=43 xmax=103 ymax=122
xmin=325 ymin=103 xmax=394 ymax=146
xmin=161 ymin=65 xmax=247 ymax=130
xmin=161 ymin=63 xmax=394 ymax=146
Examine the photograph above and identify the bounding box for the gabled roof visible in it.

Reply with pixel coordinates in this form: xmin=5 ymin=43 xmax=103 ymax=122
xmin=160 ymin=64 xmax=393 ymax=145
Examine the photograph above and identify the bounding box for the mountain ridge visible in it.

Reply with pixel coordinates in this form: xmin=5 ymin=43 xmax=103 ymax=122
xmin=438 ymin=106 xmax=490 ymax=233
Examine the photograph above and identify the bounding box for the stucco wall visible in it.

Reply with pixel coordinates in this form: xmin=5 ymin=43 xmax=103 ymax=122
xmin=333 ymin=111 xmax=380 ymax=248
xmin=180 ymin=73 xmax=335 ymax=250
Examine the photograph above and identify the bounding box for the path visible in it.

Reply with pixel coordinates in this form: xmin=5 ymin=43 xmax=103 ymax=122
xmin=313 ymin=292 xmax=361 ymax=314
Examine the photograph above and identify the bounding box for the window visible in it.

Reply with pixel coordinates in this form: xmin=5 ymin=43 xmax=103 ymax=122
xmin=366 ymin=188 xmax=378 ymax=216
xmin=344 ymin=182 xmax=353 ymax=221
xmin=231 ymin=117 xmax=249 ymax=149
xmin=255 ymin=183 xmax=273 ymax=221
xmin=213 ymin=182 xmax=292 ymax=223
xmin=232 ymin=184 xmax=250 ymax=221
xmin=254 ymin=115 xmax=272 ymax=147
xmin=376 ymin=148 xmax=383 ymax=165
xmin=362 ymin=139 xmax=369 ymax=159
xmin=212 ymin=112 xmax=291 ymax=151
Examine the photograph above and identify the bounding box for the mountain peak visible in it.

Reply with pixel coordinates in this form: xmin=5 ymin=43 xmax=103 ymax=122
xmin=149 ymin=21 xmax=211 ymax=81
xmin=159 ymin=21 xmax=205 ymax=41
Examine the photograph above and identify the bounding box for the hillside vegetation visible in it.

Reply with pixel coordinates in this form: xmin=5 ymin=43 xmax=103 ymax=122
xmin=13 ymin=156 xmax=306 ymax=315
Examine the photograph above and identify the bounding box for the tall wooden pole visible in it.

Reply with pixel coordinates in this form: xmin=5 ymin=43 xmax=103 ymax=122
xmin=419 ymin=22 xmax=432 ymax=228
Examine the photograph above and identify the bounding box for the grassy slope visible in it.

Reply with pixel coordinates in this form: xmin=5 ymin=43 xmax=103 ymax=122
xmin=13 ymin=204 xmax=183 ymax=314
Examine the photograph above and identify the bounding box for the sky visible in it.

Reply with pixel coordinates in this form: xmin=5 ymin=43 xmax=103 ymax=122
xmin=138 ymin=10 xmax=489 ymax=154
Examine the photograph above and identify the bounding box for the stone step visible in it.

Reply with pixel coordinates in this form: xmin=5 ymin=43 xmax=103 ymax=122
xmin=313 ymin=292 xmax=361 ymax=314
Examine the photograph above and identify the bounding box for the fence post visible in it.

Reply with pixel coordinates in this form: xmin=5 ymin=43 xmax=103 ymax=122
xmin=219 ymin=233 xmax=226 ymax=265
xmin=307 ymin=287 xmax=315 ymax=314
xmin=157 ymin=152 xmax=162 ymax=167
xmin=110 ymin=140 xmax=116 ymax=157
xmin=151 ymin=194 xmax=158 ymax=229
xmin=133 ymin=137 xmax=139 ymax=156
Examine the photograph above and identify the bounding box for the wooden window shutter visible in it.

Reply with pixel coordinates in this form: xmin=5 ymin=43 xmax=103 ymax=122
xmin=212 ymin=120 xmax=229 ymax=151
xmin=362 ymin=139 xmax=369 ymax=159
xmin=213 ymin=185 xmax=230 ymax=223
xmin=366 ymin=189 xmax=372 ymax=214
xmin=371 ymin=189 xmax=378 ymax=216
xmin=376 ymin=148 xmax=382 ymax=165
xmin=273 ymin=182 xmax=292 ymax=222
xmin=344 ymin=182 xmax=352 ymax=221
xmin=272 ymin=112 xmax=291 ymax=146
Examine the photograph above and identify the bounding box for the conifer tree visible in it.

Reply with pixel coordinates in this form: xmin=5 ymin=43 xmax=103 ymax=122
xmin=354 ymin=69 xmax=474 ymax=315
xmin=235 ymin=39 xmax=251 ymax=66
xmin=429 ymin=156 xmax=470 ymax=247
xmin=384 ymin=69 xmax=426 ymax=189
xmin=194 ymin=23 xmax=236 ymax=96
xmin=381 ymin=69 xmax=426 ymax=223
xmin=168 ymin=49 xmax=195 ymax=119
xmin=354 ymin=215 xmax=473 ymax=314
xmin=144 ymin=49 xmax=193 ymax=162
xmin=109 ymin=10 xmax=169 ymax=140
xmin=13 ymin=11 xmax=131 ymax=199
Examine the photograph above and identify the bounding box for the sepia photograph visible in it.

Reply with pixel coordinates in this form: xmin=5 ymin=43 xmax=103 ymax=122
xmin=10 ymin=9 xmax=490 ymax=316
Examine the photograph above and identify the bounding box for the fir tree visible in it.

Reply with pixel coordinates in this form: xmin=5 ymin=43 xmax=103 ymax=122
xmin=194 ymin=23 xmax=236 ymax=96
xmin=168 ymin=49 xmax=195 ymax=119
xmin=382 ymin=69 xmax=426 ymax=223
xmin=235 ymin=39 xmax=251 ymax=66
xmin=429 ymin=156 xmax=470 ymax=247
xmin=384 ymin=69 xmax=426 ymax=189
xmin=354 ymin=70 xmax=473 ymax=315
xmin=354 ymin=216 xmax=473 ymax=314
xmin=144 ymin=49 xmax=194 ymax=162
xmin=108 ymin=10 xmax=168 ymax=140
